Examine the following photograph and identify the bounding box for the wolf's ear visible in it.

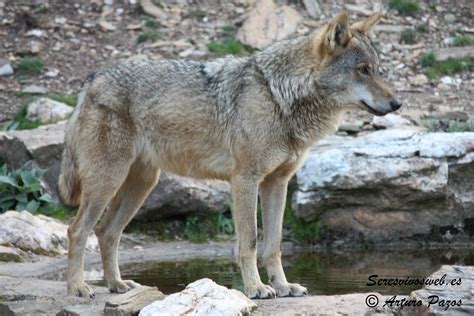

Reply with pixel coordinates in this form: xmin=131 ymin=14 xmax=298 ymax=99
xmin=351 ymin=11 xmax=384 ymax=35
xmin=323 ymin=12 xmax=351 ymax=53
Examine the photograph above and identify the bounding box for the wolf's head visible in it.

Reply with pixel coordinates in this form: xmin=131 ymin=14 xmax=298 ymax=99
xmin=312 ymin=12 xmax=401 ymax=116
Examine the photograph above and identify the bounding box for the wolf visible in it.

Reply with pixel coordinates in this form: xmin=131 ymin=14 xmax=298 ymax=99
xmin=59 ymin=11 xmax=401 ymax=299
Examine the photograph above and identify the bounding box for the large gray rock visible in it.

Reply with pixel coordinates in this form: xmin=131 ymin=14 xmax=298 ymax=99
xmin=236 ymin=0 xmax=303 ymax=49
xmin=0 ymin=124 xmax=231 ymax=220
xmin=292 ymin=128 xmax=474 ymax=241
xmin=139 ymin=278 xmax=256 ymax=316
xmin=0 ymin=211 xmax=98 ymax=256
xmin=26 ymin=97 xmax=74 ymax=124
xmin=410 ymin=265 xmax=474 ymax=315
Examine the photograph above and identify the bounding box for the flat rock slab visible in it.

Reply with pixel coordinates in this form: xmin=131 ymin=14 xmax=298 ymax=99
xmin=411 ymin=265 xmax=474 ymax=315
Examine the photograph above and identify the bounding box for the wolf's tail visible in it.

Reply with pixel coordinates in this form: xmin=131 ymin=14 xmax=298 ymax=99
xmin=58 ymin=144 xmax=81 ymax=207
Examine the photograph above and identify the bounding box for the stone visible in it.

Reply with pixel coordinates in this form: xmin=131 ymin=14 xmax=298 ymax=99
xmin=135 ymin=173 xmax=231 ymax=220
xmin=374 ymin=24 xmax=405 ymax=33
xmin=0 ymin=245 xmax=22 ymax=262
xmin=0 ymin=59 xmax=14 ymax=76
xmin=411 ymin=265 xmax=474 ymax=315
xmin=45 ymin=68 xmax=60 ymax=77
xmin=444 ymin=13 xmax=456 ymax=23
xmin=371 ymin=113 xmax=411 ymax=129
xmin=139 ymin=278 xmax=257 ymax=316
xmin=26 ymin=97 xmax=74 ymax=124
xmin=302 ymin=0 xmax=321 ymax=19
xmin=99 ymin=20 xmax=117 ymax=32
xmin=0 ymin=210 xmax=98 ymax=256
xmin=410 ymin=74 xmax=428 ymax=86
xmin=237 ymin=0 xmax=303 ymax=49
xmin=292 ymin=128 xmax=474 ymax=241
xmin=104 ymin=286 xmax=164 ymax=316
xmin=140 ymin=0 xmax=168 ymax=20
xmin=21 ymin=85 xmax=48 ymax=94
xmin=338 ymin=123 xmax=361 ymax=134
xmin=25 ymin=29 xmax=45 ymax=37
xmin=434 ymin=46 xmax=474 ymax=61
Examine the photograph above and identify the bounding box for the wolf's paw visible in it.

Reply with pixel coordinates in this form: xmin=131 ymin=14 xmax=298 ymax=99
xmin=108 ymin=279 xmax=142 ymax=293
xmin=273 ymin=282 xmax=308 ymax=297
xmin=246 ymin=283 xmax=276 ymax=299
xmin=68 ymin=281 xmax=95 ymax=298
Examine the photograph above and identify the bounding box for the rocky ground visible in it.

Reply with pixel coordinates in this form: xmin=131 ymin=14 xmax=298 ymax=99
xmin=0 ymin=0 xmax=473 ymax=125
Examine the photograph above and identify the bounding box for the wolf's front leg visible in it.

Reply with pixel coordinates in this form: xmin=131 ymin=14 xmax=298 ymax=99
xmin=232 ymin=175 xmax=276 ymax=299
xmin=259 ymin=176 xmax=308 ymax=297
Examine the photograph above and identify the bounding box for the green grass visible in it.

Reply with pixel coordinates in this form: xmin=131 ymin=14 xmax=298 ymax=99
xmin=420 ymin=51 xmax=472 ymax=79
xmin=137 ymin=29 xmax=160 ymax=44
xmin=452 ymin=35 xmax=474 ymax=47
xmin=424 ymin=119 xmax=474 ymax=133
xmin=222 ymin=25 xmax=235 ymax=33
xmin=47 ymin=94 xmax=77 ymax=106
xmin=15 ymin=58 xmax=43 ymax=76
xmin=284 ymin=202 xmax=322 ymax=245
xmin=400 ymin=28 xmax=418 ymax=44
xmin=206 ymin=39 xmax=249 ymax=56
xmin=140 ymin=14 xmax=159 ymax=29
xmin=389 ymin=0 xmax=420 ymax=16
xmin=5 ymin=101 xmax=42 ymax=131
xmin=415 ymin=23 xmax=428 ymax=33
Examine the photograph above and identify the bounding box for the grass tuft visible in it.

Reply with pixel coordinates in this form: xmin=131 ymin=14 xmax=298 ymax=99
xmin=420 ymin=51 xmax=472 ymax=79
xmin=140 ymin=14 xmax=159 ymax=29
xmin=400 ymin=28 xmax=418 ymax=44
xmin=206 ymin=39 xmax=249 ymax=56
xmin=452 ymin=35 xmax=474 ymax=47
xmin=47 ymin=94 xmax=77 ymax=107
xmin=137 ymin=29 xmax=160 ymax=44
xmin=15 ymin=58 xmax=43 ymax=76
xmin=389 ymin=0 xmax=420 ymax=16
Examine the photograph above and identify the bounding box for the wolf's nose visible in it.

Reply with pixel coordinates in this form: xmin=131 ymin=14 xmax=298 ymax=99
xmin=390 ymin=99 xmax=402 ymax=111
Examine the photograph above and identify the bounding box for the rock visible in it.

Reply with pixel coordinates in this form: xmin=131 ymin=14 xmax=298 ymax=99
xmin=0 ymin=123 xmax=66 ymax=200
xmin=45 ymin=68 xmax=60 ymax=77
xmin=444 ymin=13 xmax=456 ymax=23
xmin=54 ymin=16 xmax=67 ymax=24
xmin=139 ymin=0 xmax=168 ymax=20
xmin=136 ymin=173 xmax=231 ymax=221
xmin=410 ymin=74 xmax=428 ymax=86
xmin=30 ymin=41 xmax=42 ymax=54
xmin=0 ymin=211 xmax=98 ymax=256
xmin=26 ymin=97 xmax=74 ymax=124
xmin=371 ymin=113 xmax=411 ymax=129
xmin=292 ymin=128 xmax=474 ymax=241
xmin=21 ymin=85 xmax=48 ymax=94
xmin=344 ymin=4 xmax=373 ymax=16
xmin=139 ymin=278 xmax=257 ymax=316
xmin=440 ymin=76 xmax=460 ymax=86
xmin=374 ymin=24 xmax=405 ymax=33
xmin=410 ymin=265 xmax=474 ymax=315
xmin=237 ymin=0 xmax=303 ymax=49
xmin=302 ymin=0 xmax=321 ymax=19
xmin=0 ymin=245 xmax=22 ymax=262
xmin=338 ymin=123 xmax=361 ymax=134
xmin=98 ymin=20 xmax=117 ymax=32
xmin=0 ymin=59 xmax=14 ymax=76
xmin=25 ymin=29 xmax=46 ymax=37
xmin=0 ymin=124 xmax=231 ymax=220
xmin=434 ymin=46 xmax=474 ymax=61
xmin=104 ymin=286 xmax=164 ymax=316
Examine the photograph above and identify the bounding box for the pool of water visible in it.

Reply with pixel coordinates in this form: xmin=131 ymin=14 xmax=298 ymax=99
xmin=93 ymin=248 xmax=474 ymax=295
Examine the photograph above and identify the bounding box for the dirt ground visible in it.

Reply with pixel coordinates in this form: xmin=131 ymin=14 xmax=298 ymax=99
xmin=0 ymin=0 xmax=472 ymax=123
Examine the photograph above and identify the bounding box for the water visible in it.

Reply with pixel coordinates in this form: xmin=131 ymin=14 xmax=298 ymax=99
xmin=101 ymin=248 xmax=474 ymax=295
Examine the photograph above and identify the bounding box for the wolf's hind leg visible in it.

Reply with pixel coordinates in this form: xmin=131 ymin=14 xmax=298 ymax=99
xmin=95 ymin=158 xmax=160 ymax=293
xmin=67 ymin=168 xmax=130 ymax=298
xmin=260 ymin=175 xmax=308 ymax=297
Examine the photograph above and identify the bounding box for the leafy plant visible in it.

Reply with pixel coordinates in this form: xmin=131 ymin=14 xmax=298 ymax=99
xmin=5 ymin=101 xmax=41 ymax=131
xmin=284 ymin=203 xmax=322 ymax=244
xmin=420 ymin=51 xmax=435 ymax=67
xmin=389 ymin=0 xmax=420 ymax=16
xmin=420 ymin=51 xmax=472 ymax=79
xmin=137 ymin=29 xmax=160 ymax=44
xmin=0 ymin=164 xmax=66 ymax=219
xmin=140 ymin=14 xmax=159 ymax=29
xmin=15 ymin=58 xmax=44 ymax=76
xmin=183 ymin=212 xmax=235 ymax=242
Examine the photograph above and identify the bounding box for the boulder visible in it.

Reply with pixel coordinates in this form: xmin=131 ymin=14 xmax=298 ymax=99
xmin=371 ymin=113 xmax=411 ymax=129
xmin=0 ymin=124 xmax=231 ymax=220
xmin=26 ymin=97 xmax=74 ymax=124
xmin=292 ymin=128 xmax=474 ymax=241
xmin=139 ymin=278 xmax=256 ymax=316
xmin=0 ymin=210 xmax=98 ymax=256
xmin=237 ymin=0 xmax=303 ymax=49
xmin=410 ymin=265 xmax=474 ymax=315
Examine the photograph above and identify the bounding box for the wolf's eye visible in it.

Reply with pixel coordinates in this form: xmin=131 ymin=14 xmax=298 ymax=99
xmin=358 ymin=64 xmax=371 ymax=76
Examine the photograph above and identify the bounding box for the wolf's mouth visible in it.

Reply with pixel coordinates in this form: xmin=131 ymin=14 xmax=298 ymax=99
xmin=360 ymin=100 xmax=385 ymax=116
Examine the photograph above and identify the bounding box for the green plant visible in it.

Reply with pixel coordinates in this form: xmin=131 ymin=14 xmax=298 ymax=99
xmin=137 ymin=29 xmax=160 ymax=44
xmin=283 ymin=196 xmax=322 ymax=244
xmin=452 ymin=35 xmax=474 ymax=47
xmin=183 ymin=212 xmax=235 ymax=242
xmin=140 ymin=14 xmax=159 ymax=29
xmin=207 ymin=39 xmax=248 ymax=56
xmin=415 ymin=23 xmax=428 ymax=33
xmin=389 ymin=0 xmax=420 ymax=16
xmin=400 ymin=28 xmax=418 ymax=44
xmin=424 ymin=119 xmax=474 ymax=133
xmin=423 ymin=56 xmax=472 ymax=79
xmin=0 ymin=164 xmax=66 ymax=219
xmin=222 ymin=25 xmax=235 ymax=33
xmin=5 ymin=101 xmax=41 ymax=131
xmin=48 ymin=94 xmax=77 ymax=106
xmin=15 ymin=58 xmax=43 ymax=76
xmin=189 ymin=9 xmax=206 ymax=20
